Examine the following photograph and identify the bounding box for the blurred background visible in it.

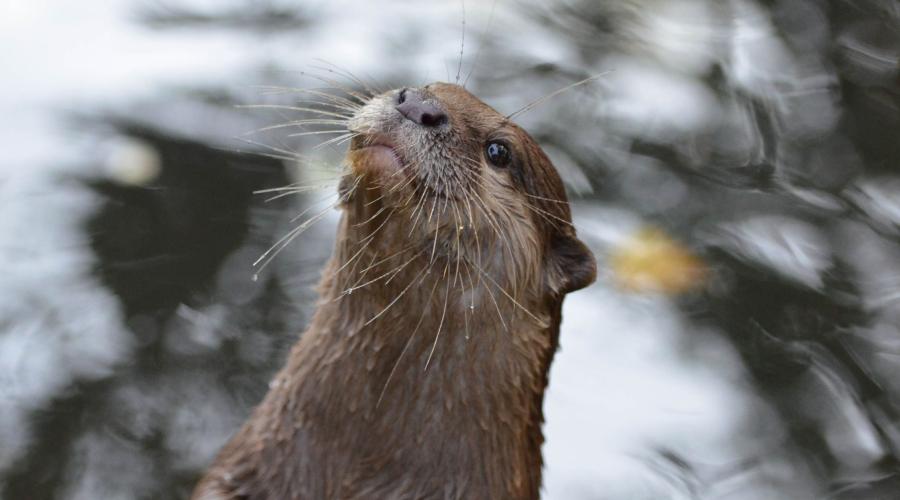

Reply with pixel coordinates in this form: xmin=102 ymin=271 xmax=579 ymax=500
xmin=1 ymin=0 xmax=899 ymax=498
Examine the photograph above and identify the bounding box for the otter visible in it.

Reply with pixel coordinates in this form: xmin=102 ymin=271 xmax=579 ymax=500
xmin=192 ymin=83 xmax=596 ymax=500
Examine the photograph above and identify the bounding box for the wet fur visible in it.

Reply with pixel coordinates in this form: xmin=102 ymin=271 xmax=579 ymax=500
xmin=193 ymin=83 xmax=595 ymax=500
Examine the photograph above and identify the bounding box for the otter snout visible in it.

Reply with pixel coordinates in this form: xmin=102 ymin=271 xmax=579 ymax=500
xmin=395 ymin=88 xmax=448 ymax=128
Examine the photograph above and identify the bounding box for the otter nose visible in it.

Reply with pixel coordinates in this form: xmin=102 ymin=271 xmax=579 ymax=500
xmin=395 ymin=89 xmax=447 ymax=128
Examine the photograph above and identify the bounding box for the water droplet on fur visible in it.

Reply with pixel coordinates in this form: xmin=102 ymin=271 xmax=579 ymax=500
xmin=348 ymin=287 xmax=354 ymax=295
xmin=251 ymin=273 xmax=259 ymax=282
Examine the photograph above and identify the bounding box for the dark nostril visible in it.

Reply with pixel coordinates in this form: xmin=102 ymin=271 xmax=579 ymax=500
xmin=420 ymin=112 xmax=447 ymax=127
xmin=395 ymin=89 xmax=448 ymax=128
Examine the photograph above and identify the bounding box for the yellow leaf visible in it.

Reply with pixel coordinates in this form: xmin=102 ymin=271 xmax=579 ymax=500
xmin=609 ymin=227 xmax=706 ymax=294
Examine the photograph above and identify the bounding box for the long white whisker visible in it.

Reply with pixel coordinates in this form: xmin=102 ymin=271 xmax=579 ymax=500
xmin=455 ymin=0 xmax=466 ymax=84
xmin=424 ymin=265 xmax=453 ymax=371
xmin=253 ymin=204 xmax=336 ymax=275
xmin=375 ymin=261 xmax=441 ymax=408
xmin=507 ymin=72 xmax=611 ymax=119
xmin=463 ymin=0 xmax=499 ymax=87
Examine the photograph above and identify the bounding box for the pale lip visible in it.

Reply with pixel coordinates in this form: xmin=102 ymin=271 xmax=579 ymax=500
xmin=349 ymin=136 xmax=405 ymax=179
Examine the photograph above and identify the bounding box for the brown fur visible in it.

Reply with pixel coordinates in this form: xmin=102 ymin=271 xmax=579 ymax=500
xmin=193 ymin=83 xmax=596 ymax=500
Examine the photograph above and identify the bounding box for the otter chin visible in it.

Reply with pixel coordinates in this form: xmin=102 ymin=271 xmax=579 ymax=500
xmin=193 ymin=82 xmax=597 ymax=500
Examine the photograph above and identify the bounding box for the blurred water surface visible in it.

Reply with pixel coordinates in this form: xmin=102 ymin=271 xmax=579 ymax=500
xmin=1 ymin=1 xmax=899 ymax=499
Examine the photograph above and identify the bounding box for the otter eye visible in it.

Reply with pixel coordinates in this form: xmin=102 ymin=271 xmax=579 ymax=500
xmin=485 ymin=141 xmax=511 ymax=167
xmin=398 ymin=88 xmax=408 ymax=104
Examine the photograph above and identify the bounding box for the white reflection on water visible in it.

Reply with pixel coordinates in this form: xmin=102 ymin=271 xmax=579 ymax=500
xmin=0 ymin=173 xmax=130 ymax=470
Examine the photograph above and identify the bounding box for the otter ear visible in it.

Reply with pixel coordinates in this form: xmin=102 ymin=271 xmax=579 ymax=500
xmin=547 ymin=233 xmax=597 ymax=295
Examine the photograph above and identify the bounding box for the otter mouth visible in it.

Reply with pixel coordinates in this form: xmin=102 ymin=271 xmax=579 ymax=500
xmin=349 ymin=134 xmax=405 ymax=180
xmin=347 ymin=130 xmax=465 ymax=211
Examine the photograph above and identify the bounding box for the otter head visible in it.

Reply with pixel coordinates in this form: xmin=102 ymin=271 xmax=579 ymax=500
xmin=342 ymin=82 xmax=595 ymax=308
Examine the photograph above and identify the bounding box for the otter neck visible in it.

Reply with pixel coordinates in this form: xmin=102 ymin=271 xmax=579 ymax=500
xmin=273 ymin=198 xmax=560 ymax=499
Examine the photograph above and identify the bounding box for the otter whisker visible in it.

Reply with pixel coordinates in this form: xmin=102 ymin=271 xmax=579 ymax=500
xmin=331 ymin=245 xmax=420 ymax=305
xmin=424 ymin=196 xmax=453 ymax=264
xmin=383 ymin=142 xmax=426 ymax=194
xmin=459 ymin=162 xmax=522 ymax=237
xmin=439 ymin=191 xmax=452 ymax=222
xmin=364 ymin=258 xmax=435 ymax=328
xmin=253 ymin=202 xmax=336 ymax=273
xmin=347 ymin=249 xmax=383 ymax=297
xmin=406 ymin=183 xmax=427 ymax=215
xmin=286 ymin=129 xmax=352 ymax=139
xmin=461 ymin=259 xmax=477 ymax=341
xmin=235 ymin=137 xmax=348 ymax=174
xmin=334 ymin=134 xmax=360 ymax=147
xmin=461 ymin=193 xmax=486 ymax=299
xmin=280 ymin=119 xmax=351 ymax=128
xmin=375 ymin=261 xmax=443 ymax=409
xmin=463 ymin=0 xmax=499 ymax=87
xmin=356 ymin=243 xmax=419 ymax=277
xmin=520 ymin=199 xmax=578 ymax=229
xmin=429 ymin=223 xmax=441 ymax=265
xmin=474 ymin=263 xmax=542 ymax=324
xmin=260 ymin=183 xmax=339 ymax=203
xmin=235 ymin=141 xmax=342 ymax=178
xmin=231 ymin=148 xmax=298 ymax=164
xmin=311 ymin=59 xmax=386 ymax=97
xmin=244 ymin=122 xmax=344 ymax=137
xmin=313 ymin=132 xmax=360 ymax=150
xmin=464 ymin=250 xmax=477 ymax=300
xmin=457 ymin=170 xmax=504 ymax=241
xmin=285 ymin=98 xmax=360 ymax=115
xmin=387 ymin=163 xmax=420 ymax=194
xmin=254 ymin=180 xmax=340 ymax=195
xmin=395 ymin=187 xmax=418 ymax=211
xmin=477 ymin=264 xmax=508 ymax=332
xmin=424 ymin=265 xmax=453 ymax=371
xmin=461 ymin=187 xmax=501 ymax=251
xmin=426 ymin=192 xmax=440 ymax=228
xmin=234 ymin=137 xmax=303 ymax=160
xmin=363 ymin=191 xmax=389 ymax=207
xmin=352 ymin=205 xmax=390 ymax=228
xmin=455 ymin=0 xmax=466 ymax=85
xmin=339 ymin=238 xmax=378 ymax=287
xmin=408 ymin=188 xmax=431 ymax=237
xmin=237 ymin=104 xmax=353 ymax=121
xmin=333 ymin=209 xmax=396 ymax=279
xmin=288 ymin=191 xmax=342 ymax=223
xmin=459 ymin=185 xmax=477 ymax=235
xmin=241 ymin=110 xmax=346 ymax=143
xmin=524 ymin=192 xmax=569 ymax=204
xmin=298 ymin=77 xmax=370 ymax=105
xmin=298 ymin=71 xmax=371 ymax=105
xmin=308 ymin=64 xmax=378 ymax=98
xmin=457 ymin=168 xmax=523 ymax=296
xmin=451 ymin=201 xmax=465 ymax=288
xmin=250 ymin=86 xmax=364 ymax=111
xmin=340 ymin=251 xmax=419 ymax=298
xmin=507 ymin=73 xmax=610 ymax=120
